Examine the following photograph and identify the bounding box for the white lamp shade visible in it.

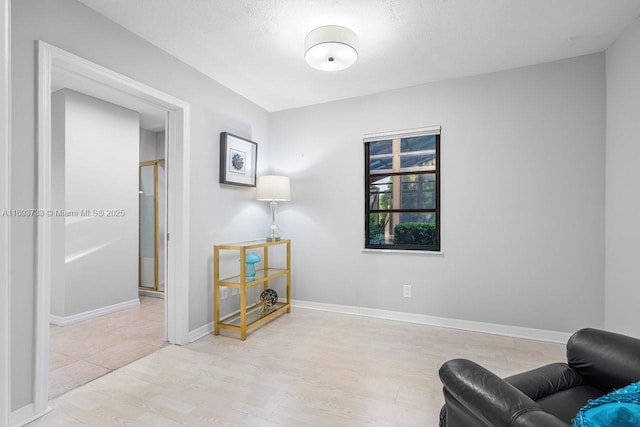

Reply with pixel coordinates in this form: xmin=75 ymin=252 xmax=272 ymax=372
xmin=305 ymin=25 xmax=358 ymax=71
xmin=256 ymin=176 xmax=291 ymax=201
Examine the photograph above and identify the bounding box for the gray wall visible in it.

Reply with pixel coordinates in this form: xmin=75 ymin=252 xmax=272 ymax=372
xmin=11 ymin=0 xmax=271 ymax=411
xmin=271 ymin=53 xmax=606 ymax=334
xmin=139 ymin=129 xmax=165 ymax=163
xmin=605 ymin=17 xmax=640 ymax=338
xmin=139 ymin=128 xmax=159 ymax=163
xmin=50 ymin=90 xmax=66 ymax=318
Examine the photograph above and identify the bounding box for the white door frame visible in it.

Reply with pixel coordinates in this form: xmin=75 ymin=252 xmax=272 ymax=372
xmin=35 ymin=41 xmax=191 ymax=416
xmin=0 ymin=0 xmax=10 ymax=425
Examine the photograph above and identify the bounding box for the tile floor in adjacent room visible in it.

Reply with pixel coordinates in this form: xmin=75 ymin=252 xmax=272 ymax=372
xmin=34 ymin=307 xmax=566 ymax=426
xmin=48 ymin=296 xmax=167 ymax=398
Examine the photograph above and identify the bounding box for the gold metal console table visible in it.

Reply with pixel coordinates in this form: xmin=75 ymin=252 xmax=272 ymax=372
xmin=213 ymin=239 xmax=291 ymax=340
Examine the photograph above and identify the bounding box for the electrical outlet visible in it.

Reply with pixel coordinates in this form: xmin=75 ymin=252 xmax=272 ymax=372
xmin=403 ymin=285 xmax=412 ymax=298
xmin=220 ymin=287 xmax=228 ymax=300
xmin=232 ymin=288 xmax=238 ymax=296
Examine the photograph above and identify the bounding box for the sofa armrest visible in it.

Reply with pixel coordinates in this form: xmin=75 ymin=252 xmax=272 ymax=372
xmin=439 ymin=359 xmax=568 ymax=427
xmin=568 ymin=328 xmax=640 ymax=391
xmin=505 ymin=362 xmax=584 ymax=401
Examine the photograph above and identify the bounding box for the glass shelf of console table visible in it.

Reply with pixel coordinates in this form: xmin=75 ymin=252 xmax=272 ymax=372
xmin=218 ymin=301 xmax=288 ymax=330
xmin=218 ymin=268 xmax=288 ymax=288
xmin=215 ymin=239 xmax=289 ymax=250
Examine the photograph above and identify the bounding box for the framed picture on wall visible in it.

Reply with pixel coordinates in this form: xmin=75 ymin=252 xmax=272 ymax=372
xmin=219 ymin=132 xmax=258 ymax=187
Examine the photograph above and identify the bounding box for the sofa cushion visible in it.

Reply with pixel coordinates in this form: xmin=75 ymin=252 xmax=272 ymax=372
xmin=506 ymin=363 xmax=584 ymax=401
xmin=536 ymin=385 xmax=604 ymax=424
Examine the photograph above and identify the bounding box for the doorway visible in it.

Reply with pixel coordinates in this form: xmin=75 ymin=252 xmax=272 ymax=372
xmin=48 ymin=88 xmax=169 ymax=397
xmin=35 ymin=41 xmax=190 ymax=415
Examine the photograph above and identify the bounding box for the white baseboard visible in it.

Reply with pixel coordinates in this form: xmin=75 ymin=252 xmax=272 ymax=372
xmin=188 ymin=300 xmax=569 ymax=344
xmin=292 ymin=299 xmax=571 ymax=343
xmin=50 ymin=298 xmax=140 ymax=326
xmin=11 ymin=403 xmax=50 ymax=427
xmin=187 ymin=300 xmax=289 ymax=343
xmin=138 ymin=289 xmax=165 ymax=299
xmin=187 ymin=307 xmax=243 ymax=343
xmin=188 ymin=321 xmax=214 ymax=343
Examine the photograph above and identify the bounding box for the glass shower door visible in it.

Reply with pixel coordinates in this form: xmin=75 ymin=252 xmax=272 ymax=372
xmin=139 ymin=161 xmax=163 ymax=292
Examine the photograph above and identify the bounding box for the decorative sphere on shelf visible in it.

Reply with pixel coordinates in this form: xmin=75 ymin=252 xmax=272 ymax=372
xmin=260 ymin=289 xmax=278 ymax=309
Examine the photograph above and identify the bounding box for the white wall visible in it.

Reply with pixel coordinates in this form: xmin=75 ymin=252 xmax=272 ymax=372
xmin=605 ymin=17 xmax=640 ymax=338
xmin=271 ymin=53 xmax=606 ymax=334
xmin=53 ymin=89 xmax=140 ymax=317
xmin=11 ymin=0 xmax=270 ymax=412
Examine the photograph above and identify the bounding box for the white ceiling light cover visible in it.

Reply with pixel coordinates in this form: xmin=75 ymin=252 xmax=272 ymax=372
xmin=305 ymin=25 xmax=359 ymax=71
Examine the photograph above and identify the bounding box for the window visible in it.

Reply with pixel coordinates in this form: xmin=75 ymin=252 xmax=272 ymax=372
xmin=364 ymin=127 xmax=440 ymax=251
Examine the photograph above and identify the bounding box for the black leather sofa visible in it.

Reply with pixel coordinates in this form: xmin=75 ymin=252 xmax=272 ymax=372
xmin=438 ymin=328 xmax=640 ymax=426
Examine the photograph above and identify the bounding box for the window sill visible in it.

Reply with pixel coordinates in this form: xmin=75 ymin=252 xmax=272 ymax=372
xmin=361 ymin=248 xmax=444 ymax=256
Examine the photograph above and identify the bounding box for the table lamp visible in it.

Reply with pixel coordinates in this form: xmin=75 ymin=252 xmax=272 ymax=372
xmin=256 ymin=175 xmax=290 ymax=242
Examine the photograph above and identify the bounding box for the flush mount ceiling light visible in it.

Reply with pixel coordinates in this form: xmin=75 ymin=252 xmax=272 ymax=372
xmin=304 ymin=25 xmax=358 ymax=71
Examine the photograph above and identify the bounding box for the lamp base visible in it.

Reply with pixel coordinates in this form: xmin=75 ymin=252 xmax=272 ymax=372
xmin=266 ymin=201 xmax=282 ymax=243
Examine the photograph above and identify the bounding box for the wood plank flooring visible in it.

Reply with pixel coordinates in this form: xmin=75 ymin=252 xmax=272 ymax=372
xmin=32 ymin=307 xmax=566 ymax=426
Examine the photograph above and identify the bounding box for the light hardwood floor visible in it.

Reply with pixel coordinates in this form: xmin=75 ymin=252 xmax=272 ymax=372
xmin=33 ymin=308 xmax=566 ymax=426
xmin=49 ymin=296 xmax=167 ymax=398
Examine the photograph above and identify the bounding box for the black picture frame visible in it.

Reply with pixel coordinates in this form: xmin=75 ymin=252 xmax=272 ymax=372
xmin=219 ymin=132 xmax=258 ymax=187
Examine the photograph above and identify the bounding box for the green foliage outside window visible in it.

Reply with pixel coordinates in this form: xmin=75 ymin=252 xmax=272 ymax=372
xmin=393 ymin=222 xmax=438 ymax=246
xmin=369 ymin=214 xmax=389 ymax=244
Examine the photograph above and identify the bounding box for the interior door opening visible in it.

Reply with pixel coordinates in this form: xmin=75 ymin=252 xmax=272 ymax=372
xmin=47 ymin=89 xmax=170 ymax=399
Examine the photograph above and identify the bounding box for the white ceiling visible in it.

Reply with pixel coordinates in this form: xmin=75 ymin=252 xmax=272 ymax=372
xmin=77 ymin=0 xmax=640 ymax=112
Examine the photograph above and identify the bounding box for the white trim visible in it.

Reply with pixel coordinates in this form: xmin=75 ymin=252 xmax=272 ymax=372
xmin=361 ymin=248 xmax=444 ymax=256
xmin=138 ymin=289 xmax=165 ymax=299
xmin=34 ymin=42 xmax=52 ymax=417
xmin=292 ymin=300 xmax=572 ymax=344
xmin=0 ymin=0 xmax=10 ymax=425
xmin=49 ymin=299 xmax=140 ymax=326
xmin=35 ymin=41 xmax=191 ymax=417
xmin=165 ymin=106 xmax=191 ymax=347
xmin=10 ymin=404 xmax=50 ymax=427
xmin=191 ymin=302 xmax=570 ymax=345
xmin=363 ymin=125 xmax=441 ymax=142
xmin=188 ymin=321 xmax=215 ymax=343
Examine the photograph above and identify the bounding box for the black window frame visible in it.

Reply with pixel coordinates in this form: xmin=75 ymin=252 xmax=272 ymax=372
xmin=364 ymin=132 xmax=441 ymax=251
